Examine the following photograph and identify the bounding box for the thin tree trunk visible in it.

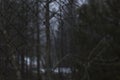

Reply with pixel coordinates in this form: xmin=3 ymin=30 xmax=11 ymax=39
xmin=35 ymin=1 xmax=42 ymax=80
xmin=45 ymin=1 xmax=52 ymax=80
xmin=21 ymin=51 xmax=25 ymax=79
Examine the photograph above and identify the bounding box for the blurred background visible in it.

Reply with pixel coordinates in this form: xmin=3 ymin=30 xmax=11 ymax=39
xmin=0 ymin=0 xmax=120 ymax=80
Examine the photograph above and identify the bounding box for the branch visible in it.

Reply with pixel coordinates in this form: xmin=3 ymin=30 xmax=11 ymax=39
xmin=53 ymin=53 xmax=71 ymax=70
xmin=88 ymin=37 xmax=106 ymax=60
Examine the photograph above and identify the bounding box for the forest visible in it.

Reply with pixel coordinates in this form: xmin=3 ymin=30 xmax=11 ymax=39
xmin=0 ymin=0 xmax=120 ymax=80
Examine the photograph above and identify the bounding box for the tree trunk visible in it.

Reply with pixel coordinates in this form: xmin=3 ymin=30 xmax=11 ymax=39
xmin=45 ymin=1 xmax=52 ymax=80
xmin=35 ymin=1 xmax=42 ymax=80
